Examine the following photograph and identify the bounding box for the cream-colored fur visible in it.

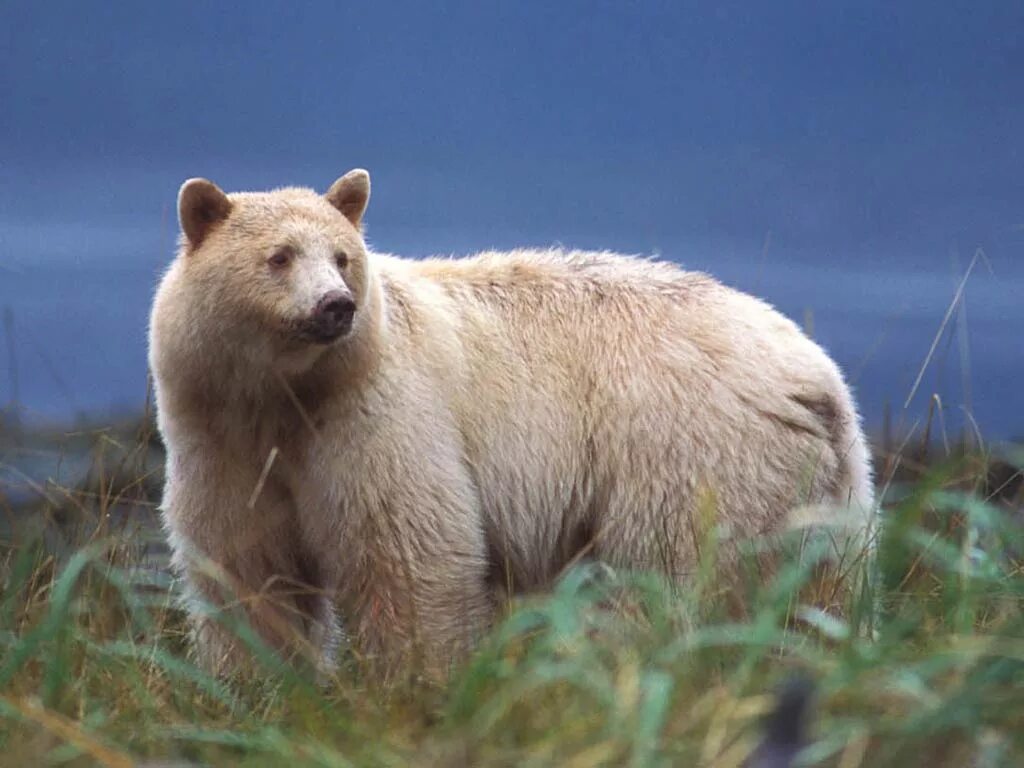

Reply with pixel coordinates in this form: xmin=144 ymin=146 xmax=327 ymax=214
xmin=149 ymin=170 xmax=874 ymax=677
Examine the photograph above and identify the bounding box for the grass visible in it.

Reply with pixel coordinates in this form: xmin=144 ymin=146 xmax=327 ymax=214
xmin=1 ymin=418 xmax=1022 ymax=767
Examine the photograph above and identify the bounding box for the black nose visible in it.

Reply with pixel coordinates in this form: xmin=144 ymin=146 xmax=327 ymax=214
xmin=315 ymin=290 xmax=356 ymax=331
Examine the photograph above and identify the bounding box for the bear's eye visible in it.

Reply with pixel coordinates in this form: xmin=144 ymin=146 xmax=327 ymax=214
xmin=334 ymin=251 xmax=348 ymax=269
xmin=268 ymin=247 xmax=294 ymax=269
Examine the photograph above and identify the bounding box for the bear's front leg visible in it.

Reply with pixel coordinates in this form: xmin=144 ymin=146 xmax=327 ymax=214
xmin=334 ymin=477 xmax=494 ymax=679
xmin=161 ymin=446 xmax=332 ymax=678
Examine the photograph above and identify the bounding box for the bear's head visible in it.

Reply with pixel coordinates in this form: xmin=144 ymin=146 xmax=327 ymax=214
xmin=158 ymin=169 xmax=378 ymax=378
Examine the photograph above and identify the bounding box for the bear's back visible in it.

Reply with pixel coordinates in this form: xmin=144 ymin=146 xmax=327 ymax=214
xmin=409 ymin=248 xmax=716 ymax=307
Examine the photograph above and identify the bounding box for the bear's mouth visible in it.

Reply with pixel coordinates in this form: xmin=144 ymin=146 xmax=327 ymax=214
xmin=292 ymin=316 xmax=353 ymax=345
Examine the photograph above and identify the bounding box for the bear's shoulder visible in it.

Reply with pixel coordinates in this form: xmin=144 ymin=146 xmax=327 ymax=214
xmin=399 ymin=248 xmax=718 ymax=301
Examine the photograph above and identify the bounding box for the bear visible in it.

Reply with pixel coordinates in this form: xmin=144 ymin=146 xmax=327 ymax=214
xmin=148 ymin=169 xmax=874 ymax=678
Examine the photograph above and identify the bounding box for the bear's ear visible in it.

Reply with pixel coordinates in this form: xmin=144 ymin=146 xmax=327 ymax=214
xmin=325 ymin=169 xmax=371 ymax=229
xmin=178 ymin=178 xmax=232 ymax=248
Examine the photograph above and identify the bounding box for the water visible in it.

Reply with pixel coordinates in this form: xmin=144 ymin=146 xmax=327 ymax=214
xmin=3 ymin=3 xmax=1022 ymax=442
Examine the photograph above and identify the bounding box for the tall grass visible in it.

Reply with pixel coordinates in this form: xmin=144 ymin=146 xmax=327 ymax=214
xmin=1 ymin=421 xmax=1022 ymax=766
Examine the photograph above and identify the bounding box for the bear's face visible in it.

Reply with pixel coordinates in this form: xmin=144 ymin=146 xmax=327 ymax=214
xmin=168 ymin=170 xmax=374 ymax=374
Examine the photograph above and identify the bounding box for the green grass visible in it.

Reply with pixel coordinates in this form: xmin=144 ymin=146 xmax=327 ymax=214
xmin=1 ymin=427 xmax=1022 ymax=767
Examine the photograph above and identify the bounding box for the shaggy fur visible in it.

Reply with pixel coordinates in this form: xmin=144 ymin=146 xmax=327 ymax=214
xmin=149 ymin=170 xmax=874 ymax=676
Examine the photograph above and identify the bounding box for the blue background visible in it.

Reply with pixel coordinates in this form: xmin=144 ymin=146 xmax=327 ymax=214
xmin=1 ymin=1 xmax=1022 ymax=440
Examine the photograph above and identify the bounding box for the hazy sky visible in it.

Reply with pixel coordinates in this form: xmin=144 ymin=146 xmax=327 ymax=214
xmin=1 ymin=1 xmax=1022 ymax=437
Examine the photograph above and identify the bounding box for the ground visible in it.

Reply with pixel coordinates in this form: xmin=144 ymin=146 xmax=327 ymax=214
xmin=0 ymin=414 xmax=1022 ymax=767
